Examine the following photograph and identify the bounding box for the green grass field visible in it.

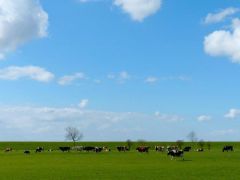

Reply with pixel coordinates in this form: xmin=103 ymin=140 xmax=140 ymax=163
xmin=0 ymin=142 xmax=239 ymax=180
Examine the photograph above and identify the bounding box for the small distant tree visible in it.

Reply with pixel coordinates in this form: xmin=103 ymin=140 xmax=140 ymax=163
xmin=176 ymin=140 xmax=184 ymax=149
xmin=65 ymin=127 xmax=83 ymax=146
xmin=198 ymin=140 xmax=205 ymax=149
xmin=206 ymin=141 xmax=211 ymax=151
xmin=126 ymin=139 xmax=133 ymax=150
xmin=187 ymin=131 xmax=197 ymax=142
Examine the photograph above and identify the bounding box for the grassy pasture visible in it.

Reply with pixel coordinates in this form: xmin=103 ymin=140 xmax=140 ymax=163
xmin=0 ymin=142 xmax=239 ymax=180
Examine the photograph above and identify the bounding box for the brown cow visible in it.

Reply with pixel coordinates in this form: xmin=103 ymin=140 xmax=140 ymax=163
xmin=136 ymin=146 xmax=150 ymax=153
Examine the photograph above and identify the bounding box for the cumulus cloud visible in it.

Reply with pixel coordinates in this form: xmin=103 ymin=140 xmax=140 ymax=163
xmin=145 ymin=76 xmax=158 ymax=83
xmin=0 ymin=104 xmax=186 ymax=141
xmin=145 ymin=75 xmax=190 ymax=84
xmin=197 ymin=115 xmax=211 ymax=122
xmin=155 ymin=111 xmax=184 ymax=122
xmin=160 ymin=76 xmax=190 ymax=81
xmin=204 ymin=7 xmax=239 ymax=24
xmin=114 ymin=0 xmax=162 ymax=22
xmin=119 ymin=71 xmax=130 ymax=80
xmin=58 ymin=72 xmax=86 ymax=85
xmin=0 ymin=0 xmax=48 ymax=59
xmin=0 ymin=66 xmax=54 ymax=82
xmin=225 ymin=108 xmax=240 ymax=119
xmin=204 ymin=18 xmax=240 ymax=63
xmin=108 ymin=71 xmax=131 ymax=83
xmin=78 ymin=99 xmax=89 ymax=108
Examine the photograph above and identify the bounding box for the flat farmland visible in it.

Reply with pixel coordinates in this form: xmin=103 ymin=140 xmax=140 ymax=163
xmin=0 ymin=142 xmax=239 ymax=180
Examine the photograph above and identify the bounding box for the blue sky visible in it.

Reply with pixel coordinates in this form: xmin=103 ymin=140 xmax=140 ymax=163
xmin=0 ymin=0 xmax=240 ymax=141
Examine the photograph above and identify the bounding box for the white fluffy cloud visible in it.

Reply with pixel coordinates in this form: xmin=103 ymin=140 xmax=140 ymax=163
xmin=225 ymin=108 xmax=240 ymax=119
xmin=0 ymin=0 xmax=48 ymax=59
xmin=145 ymin=76 xmax=158 ymax=83
xmin=197 ymin=115 xmax=211 ymax=122
xmin=204 ymin=7 xmax=239 ymax=24
xmin=58 ymin=72 xmax=86 ymax=85
xmin=79 ymin=99 xmax=89 ymax=108
xmin=155 ymin=111 xmax=184 ymax=122
xmin=204 ymin=18 xmax=240 ymax=63
xmin=0 ymin=66 xmax=54 ymax=82
xmin=114 ymin=0 xmax=162 ymax=22
xmin=119 ymin=71 xmax=130 ymax=80
xmin=107 ymin=71 xmax=131 ymax=83
xmin=0 ymin=105 xmax=184 ymax=141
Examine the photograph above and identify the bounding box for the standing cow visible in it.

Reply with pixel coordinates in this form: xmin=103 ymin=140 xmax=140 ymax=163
xmin=36 ymin=147 xmax=44 ymax=153
xmin=117 ymin=146 xmax=129 ymax=152
xmin=155 ymin=146 xmax=165 ymax=152
xmin=183 ymin=146 xmax=191 ymax=152
xmin=24 ymin=150 xmax=30 ymax=154
xmin=59 ymin=147 xmax=71 ymax=152
xmin=167 ymin=150 xmax=184 ymax=160
xmin=136 ymin=146 xmax=150 ymax=153
xmin=83 ymin=146 xmax=96 ymax=152
xmin=223 ymin=146 xmax=233 ymax=152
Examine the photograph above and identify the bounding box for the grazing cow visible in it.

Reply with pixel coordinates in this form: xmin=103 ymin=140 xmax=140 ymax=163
xmin=95 ymin=147 xmax=103 ymax=153
xmin=223 ymin=146 xmax=233 ymax=152
xmin=136 ymin=146 xmax=150 ymax=153
xmin=83 ymin=146 xmax=96 ymax=152
xmin=24 ymin=150 xmax=30 ymax=154
xmin=59 ymin=147 xmax=70 ymax=152
xmin=117 ymin=146 xmax=129 ymax=152
xmin=183 ymin=146 xmax=191 ymax=152
xmin=155 ymin=146 xmax=165 ymax=152
xmin=72 ymin=146 xmax=84 ymax=151
xmin=196 ymin=148 xmax=204 ymax=152
xmin=35 ymin=147 xmax=44 ymax=153
xmin=103 ymin=146 xmax=111 ymax=152
xmin=5 ymin=148 xmax=12 ymax=152
xmin=167 ymin=150 xmax=184 ymax=160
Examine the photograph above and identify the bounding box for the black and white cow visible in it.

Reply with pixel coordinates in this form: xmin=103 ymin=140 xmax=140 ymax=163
xmin=24 ymin=150 xmax=30 ymax=154
xmin=59 ymin=147 xmax=70 ymax=152
xmin=155 ymin=146 xmax=165 ymax=152
xmin=95 ymin=147 xmax=103 ymax=153
xmin=117 ymin=146 xmax=129 ymax=152
xmin=223 ymin=146 xmax=233 ymax=152
xmin=83 ymin=146 xmax=96 ymax=152
xmin=36 ymin=147 xmax=44 ymax=153
xmin=183 ymin=146 xmax=191 ymax=152
xmin=167 ymin=150 xmax=184 ymax=160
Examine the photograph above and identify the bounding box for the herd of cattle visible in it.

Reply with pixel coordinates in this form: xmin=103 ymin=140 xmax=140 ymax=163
xmin=3 ymin=145 xmax=234 ymax=160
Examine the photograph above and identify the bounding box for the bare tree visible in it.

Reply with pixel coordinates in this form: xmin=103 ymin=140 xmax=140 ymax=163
xmin=187 ymin=131 xmax=197 ymax=142
xmin=176 ymin=140 xmax=184 ymax=149
xmin=126 ymin=139 xmax=133 ymax=150
xmin=65 ymin=127 xmax=83 ymax=146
